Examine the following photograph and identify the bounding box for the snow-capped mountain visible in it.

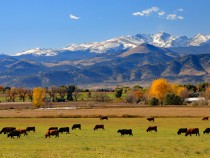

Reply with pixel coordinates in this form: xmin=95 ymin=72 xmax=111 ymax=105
xmin=15 ymin=48 xmax=59 ymax=56
xmin=15 ymin=32 xmax=210 ymax=57
xmin=189 ymin=33 xmax=210 ymax=46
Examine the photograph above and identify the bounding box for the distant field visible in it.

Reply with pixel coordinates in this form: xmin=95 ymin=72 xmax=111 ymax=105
xmin=0 ymin=118 xmax=210 ymax=158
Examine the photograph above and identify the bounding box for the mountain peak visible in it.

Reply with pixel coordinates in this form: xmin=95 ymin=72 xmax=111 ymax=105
xmin=14 ymin=32 xmax=210 ymax=57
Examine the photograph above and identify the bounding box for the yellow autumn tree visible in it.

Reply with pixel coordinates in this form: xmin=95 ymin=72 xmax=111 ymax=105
xmin=176 ymin=86 xmax=189 ymax=99
xmin=171 ymin=83 xmax=179 ymax=94
xmin=149 ymin=78 xmax=171 ymax=104
xmin=204 ymin=86 xmax=210 ymax=99
xmin=32 ymin=87 xmax=46 ymax=108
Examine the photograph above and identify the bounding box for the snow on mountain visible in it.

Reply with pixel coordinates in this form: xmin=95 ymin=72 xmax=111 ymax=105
xmin=189 ymin=33 xmax=210 ymax=46
xmin=14 ymin=32 xmax=210 ymax=56
xmin=15 ymin=48 xmax=59 ymax=56
xmin=63 ymin=37 xmax=139 ymax=53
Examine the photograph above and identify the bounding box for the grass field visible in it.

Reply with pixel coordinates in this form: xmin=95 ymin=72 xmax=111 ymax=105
xmin=0 ymin=117 xmax=210 ymax=158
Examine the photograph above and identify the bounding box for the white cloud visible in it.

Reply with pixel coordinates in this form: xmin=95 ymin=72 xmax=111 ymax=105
xmin=69 ymin=14 xmax=80 ymax=20
xmin=167 ymin=14 xmax=184 ymax=20
xmin=132 ymin=7 xmax=159 ymax=16
xmin=158 ymin=10 xmax=165 ymax=16
xmin=133 ymin=7 xmax=184 ymax=20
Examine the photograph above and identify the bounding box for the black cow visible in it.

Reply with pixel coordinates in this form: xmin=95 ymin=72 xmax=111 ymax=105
xmin=0 ymin=127 xmax=16 ymax=134
xmin=7 ymin=130 xmax=21 ymax=139
xmin=26 ymin=127 xmax=35 ymax=132
xmin=202 ymin=117 xmax=208 ymax=121
xmin=185 ymin=128 xmax=200 ymax=136
xmin=100 ymin=116 xmax=108 ymax=120
xmin=117 ymin=129 xmax=133 ymax=136
xmin=72 ymin=124 xmax=81 ymax=130
xmin=203 ymin=128 xmax=210 ymax=134
xmin=146 ymin=126 xmax=157 ymax=132
xmin=59 ymin=127 xmax=69 ymax=134
xmin=48 ymin=127 xmax=58 ymax=131
xmin=94 ymin=125 xmax=104 ymax=130
xmin=45 ymin=130 xmax=59 ymax=138
xmin=147 ymin=117 xmax=155 ymax=122
xmin=177 ymin=128 xmax=187 ymax=135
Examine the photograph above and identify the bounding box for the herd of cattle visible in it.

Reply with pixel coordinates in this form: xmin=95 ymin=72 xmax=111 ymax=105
xmin=0 ymin=116 xmax=209 ymax=138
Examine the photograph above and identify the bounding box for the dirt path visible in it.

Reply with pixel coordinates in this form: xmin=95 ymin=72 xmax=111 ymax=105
xmin=0 ymin=106 xmax=210 ymax=118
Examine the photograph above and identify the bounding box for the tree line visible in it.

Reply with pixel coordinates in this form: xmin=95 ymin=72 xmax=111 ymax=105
xmin=0 ymin=78 xmax=210 ymax=107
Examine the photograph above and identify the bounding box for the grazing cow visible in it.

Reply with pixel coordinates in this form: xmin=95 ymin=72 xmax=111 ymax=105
xmin=94 ymin=125 xmax=104 ymax=130
xmin=45 ymin=129 xmax=59 ymax=138
xmin=48 ymin=127 xmax=58 ymax=131
xmin=26 ymin=127 xmax=35 ymax=132
xmin=59 ymin=127 xmax=69 ymax=134
xmin=0 ymin=127 xmax=16 ymax=134
xmin=17 ymin=129 xmax=27 ymax=136
xmin=72 ymin=124 xmax=81 ymax=130
xmin=177 ymin=128 xmax=187 ymax=135
xmin=117 ymin=129 xmax=133 ymax=136
xmin=7 ymin=130 xmax=21 ymax=139
xmin=185 ymin=128 xmax=200 ymax=136
xmin=100 ymin=116 xmax=108 ymax=120
xmin=147 ymin=117 xmax=155 ymax=122
xmin=146 ymin=126 xmax=157 ymax=132
xmin=203 ymin=128 xmax=210 ymax=134
xmin=202 ymin=117 xmax=208 ymax=121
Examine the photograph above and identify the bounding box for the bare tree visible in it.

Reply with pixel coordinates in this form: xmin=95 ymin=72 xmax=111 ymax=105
xmin=73 ymin=86 xmax=81 ymax=101
xmin=17 ymin=88 xmax=28 ymax=102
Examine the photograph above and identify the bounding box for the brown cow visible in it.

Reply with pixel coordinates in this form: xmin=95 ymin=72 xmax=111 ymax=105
xmin=202 ymin=117 xmax=208 ymax=121
xmin=146 ymin=126 xmax=157 ymax=132
xmin=45 ymin=129 xmax=59 ymax=138
xmin=185 ymin=128 xmax=200 ymax=136
xmin=147 ymin=117 xmax=155 ymax=122
xmin=17 ymin=129 xmax=27 ymax=136
xmin=94 ymin=125 xmax=104 ymax=130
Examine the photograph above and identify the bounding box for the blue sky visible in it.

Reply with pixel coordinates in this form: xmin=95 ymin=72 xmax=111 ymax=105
xmin=0 ymin=0 xmax=210 ymax=55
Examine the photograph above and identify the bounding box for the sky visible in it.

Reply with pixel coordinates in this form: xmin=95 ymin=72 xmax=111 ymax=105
xmin=0 ymin=0 xmax=210 ymax=55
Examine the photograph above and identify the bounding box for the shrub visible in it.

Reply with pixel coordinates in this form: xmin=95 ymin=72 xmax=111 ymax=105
xmin=149 ymin=97 xmax=159 ymax=106
xmin=92 ymin=93 xmax=111 ymax=102
xmin=164 ymin=93 xmax=183 ymax=105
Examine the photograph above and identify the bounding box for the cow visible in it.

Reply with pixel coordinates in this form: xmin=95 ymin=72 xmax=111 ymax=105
xmin=147 ymin=117 xmax=155 ymax=122
xmin=94 ymin=125 xmax=104 ymax=130
xmin=48 ymin=127 xmax=58 ymax=131
xmin=202 ymin=117 xmax=208 ymax=121
xmin=7 ymin=130 xmax=21 ymax=139
xmin=26 ymin=127 xmax=35 ymax=132
xmin=185 ymin=128 xmax=200 ymax=136
xmin=117 ymin=129 xmax=133 ymax=136
xmin=0 ymin=127 xmax=16 ymax=134
xmin=146 ymin=126 xmax=157 ymax=132
xmin=59 ymin=127 xmax=69 ymax=134
xmin=72 ymin=124 xmax=81 ymax=130
xmin=100 ymin=116 xmax=108 ymax=120
xmin=203 ymin=128 xmax=210 ymax=134
xmin=17 ymin=129 xmax=27 ymax=136
xmin=177 ymin=128 xmax=187 ymax=135
xmin=45 ymin=129 xmax=59 ymax=138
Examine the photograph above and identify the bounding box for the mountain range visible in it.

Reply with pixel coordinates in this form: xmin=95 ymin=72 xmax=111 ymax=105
xmin=1 ymin=32 xmax=210 ymax=88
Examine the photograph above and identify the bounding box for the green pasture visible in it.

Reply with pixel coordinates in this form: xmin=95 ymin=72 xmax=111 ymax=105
xmin=0 ymin=118 xmax=210 ymax=158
